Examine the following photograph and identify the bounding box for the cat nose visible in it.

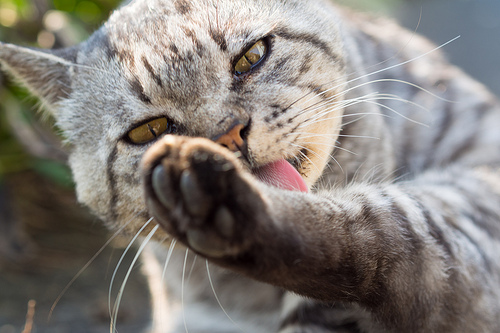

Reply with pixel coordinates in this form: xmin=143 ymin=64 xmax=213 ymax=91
xmin=214 ymin=121 xmax=247 ymax=153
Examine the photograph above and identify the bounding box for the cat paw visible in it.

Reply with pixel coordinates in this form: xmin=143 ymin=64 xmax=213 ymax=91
xmin=142 ymin=135 xmax=265 ymax=258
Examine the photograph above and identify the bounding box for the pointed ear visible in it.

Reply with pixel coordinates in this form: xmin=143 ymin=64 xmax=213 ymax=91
xmin=0 ymin=42 xmax=78 ymax=114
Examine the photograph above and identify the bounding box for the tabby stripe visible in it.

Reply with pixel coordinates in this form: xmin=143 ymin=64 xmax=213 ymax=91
xmin=106 ymin=145 xmax=119 ymax=222
xmin=444 ymin=215 xmax=493 ymax=273
xmin=275 ymin=28 xmax=342 ymax=66
xmin=282 ymin=84 xmax=330 ymax=126
xmin=129 ymin=77 xmax=152 ymax=104
xmin=101 ymin=33 xmax=117 ymax=61
xmin=209 ymin=29 xmax=227 ymax=51
xmin=430 ymin=86 xmax=459 ymax=149
xmin=169 ymin=43 xmax=180 ymax=55
xmin=299 ymin=53 xmax=313 ymax=75
xmin=174 ymin=0 xmax=191 ymax=15
xmin=457 ymin=187 xmax=500 ymax=239
xmin=182 ymin=27 xmax=205 ymax=56
xmin=142 ymin=56 xmax=163 ymax=88
xmin=443 ymin=104 xmax=489 ymax=165
xmin=391 ymin=201 xmax=424 ymax=253
xmin=418 ymin=187 xmax=493 ymax=270
xmin=444 ymin=132 xmax=478 ymax=165
xmin=420 ymin=207 xmax=455 ymax=260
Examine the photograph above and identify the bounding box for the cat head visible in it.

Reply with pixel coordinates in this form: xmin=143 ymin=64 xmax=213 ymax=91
xmin=0 ymin=0 xmax=347 ymax=236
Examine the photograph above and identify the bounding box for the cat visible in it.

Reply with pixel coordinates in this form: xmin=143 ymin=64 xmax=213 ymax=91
xmin=2 ymin=0 xmax=500 ymax=332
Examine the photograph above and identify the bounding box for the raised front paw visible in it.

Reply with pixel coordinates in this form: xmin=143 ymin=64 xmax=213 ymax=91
xmin=142 ymin=135 xmax=266 ymax=258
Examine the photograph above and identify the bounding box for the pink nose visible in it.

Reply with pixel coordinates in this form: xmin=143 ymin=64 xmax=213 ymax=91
xmin=214 ymin=123 xmax=246 ymax=152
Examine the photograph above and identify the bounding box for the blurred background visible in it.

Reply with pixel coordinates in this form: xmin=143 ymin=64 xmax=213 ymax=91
xmin=0 ymin=0 xmax=499 ymax=332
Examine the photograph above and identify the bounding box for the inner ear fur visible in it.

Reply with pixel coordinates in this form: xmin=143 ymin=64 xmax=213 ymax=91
xmin=0 ymin=43 xmax=78 ymax=114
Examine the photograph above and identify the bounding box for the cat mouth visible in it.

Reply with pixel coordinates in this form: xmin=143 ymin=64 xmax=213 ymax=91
xmin=251 ymin=159 xmax=309 ymax=192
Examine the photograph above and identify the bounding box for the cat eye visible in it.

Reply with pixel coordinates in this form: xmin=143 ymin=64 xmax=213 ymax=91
xmin=127 ymin=117 xmax=169 ymax=144
xmin=234 ymin=40 xmax=267 ymax=75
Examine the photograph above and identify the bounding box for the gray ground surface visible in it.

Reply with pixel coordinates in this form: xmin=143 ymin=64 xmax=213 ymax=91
xmin=0 ymin=172 xmax=151 ymax=333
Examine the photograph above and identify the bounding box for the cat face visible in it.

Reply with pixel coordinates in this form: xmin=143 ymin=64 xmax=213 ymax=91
xmin=1 ymin=0 xmax=347 ymax=237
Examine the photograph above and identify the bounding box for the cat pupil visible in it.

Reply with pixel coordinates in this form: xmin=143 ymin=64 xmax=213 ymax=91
xmin=147 ymin=124 xmax=158 ymax=137
xmin=127 ymin=117 xmax=169 ymax=144
xmin=234 ymin=40 xmax=267 ymax=75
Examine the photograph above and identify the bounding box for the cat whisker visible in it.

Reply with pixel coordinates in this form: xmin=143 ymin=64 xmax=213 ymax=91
xmin=290 ymin=36 xmax=460 ymax=110
xmin=338 ymin=134 xmax=380 ymax=140
xmin=295 ymin=94 xmax=395 ymax=126
xmin=187 ymin=255 xmax=198 ymax=284
xmin=294 ymin=141 xmax=359 ymax=160
xmin=296 ymin=93 xmax=376 ymax=118
xmin=333 ymin=145 xmax=358 ymax=156
xmin=291 ymin=129 xmax=381 ymax=141
xmin=295 ymin=110 xmax=385 ymax=129
xmin=289 ymin=143 xmax=322 ymax=173
xmin=296 ymin=111 xmax=379 ymax=129
xmin=108 ymin=218 xmax=154 ymax=318
xmin=111 ymin=222 xmax=160 ymax=332
xmin=358 ymin=99 xmax=429 ymax=128
xmin=378 ymin=166 xmax=410 ymax=185
xmin=48 ymin=214 xmax=137 ymax=322
xmin=299 ymin=82 xmax=430 ymax=123
xmin=161 ymin=239 xmax=178 ymax=284
xmin=290 ymin=76 xmax=438 ymax=131
xmin=182 ymin=248 xmax=190 ymax=333
xmin=206 ymin=260 xmax=247 ymax=332
xmin=349 ymin=8 xmax=422 ymax=78
xmin=299 ymin=90 xmax=430 ymax=129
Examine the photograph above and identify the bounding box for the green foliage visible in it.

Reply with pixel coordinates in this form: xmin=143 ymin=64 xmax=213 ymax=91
xmin=0 ymin=0 xmax=121 ymax=185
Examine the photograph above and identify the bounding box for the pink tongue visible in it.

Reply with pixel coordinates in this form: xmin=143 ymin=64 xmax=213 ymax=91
xmin=252 ymin=159 xmax=309 ymax=193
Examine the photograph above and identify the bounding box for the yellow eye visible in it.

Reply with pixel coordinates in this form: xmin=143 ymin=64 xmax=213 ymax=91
xmin=234 ymin=40 xmax=267 ymax=75
xmin=127 ymin=117 xmax=169 ymax=144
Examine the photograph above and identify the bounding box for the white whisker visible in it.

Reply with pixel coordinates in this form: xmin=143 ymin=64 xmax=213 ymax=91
xmin=111 ymin=222 xmax=159 ymax=332
xmin=359 ymin=99 xmax=429 ymax=127
xmin=182 ymin=248 xmax=190 ymax=333
xmin=206 ymin=260 xmax=246 ymax=332
xmin=108 ymin=218 xmax=154 ymax=318
xmin=292 ymin=36 xmax=460 ymax=109
xmin=290 ymin=143 xmax=323 ymax=174
xmin=48 ymin=215 xmax=135 ymax=321
xmin=187 ymin=255 xmax=198 ymax=284
xmin=161 ymin=239 xmax=178 ymax=283
xmin=333 ymin=145 xmax=359 ymax=156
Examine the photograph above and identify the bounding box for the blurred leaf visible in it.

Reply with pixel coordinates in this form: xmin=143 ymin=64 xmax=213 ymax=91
xmin=0 ymin=0 xmax=121 ymax=186
xmin=53 ymin=0 xmax=76 ymax=12
xmin=75 ymin=1 xmax=102 ymax=25
xmin=32 ymin=158 xmax=74 ymax=187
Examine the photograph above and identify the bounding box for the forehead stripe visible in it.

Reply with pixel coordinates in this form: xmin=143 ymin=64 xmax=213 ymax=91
xmin=174 ymin=0 xmax=191 ymax=15
xmin=106 ymin=145 xmax=119 ymax=222
xmin=129 ymin=77 xmax=152 ymax=104
xmin=275 ymin=28 xmax=342 ymax=66
xmin=142 ymin=56 xmax=163 ymax=88
xmin=209 ymin=29 xmax=228 ymax=51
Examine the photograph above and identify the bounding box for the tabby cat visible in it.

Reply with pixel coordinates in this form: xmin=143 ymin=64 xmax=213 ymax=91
xmin=2 ymin=0 xmax=500 ymax=332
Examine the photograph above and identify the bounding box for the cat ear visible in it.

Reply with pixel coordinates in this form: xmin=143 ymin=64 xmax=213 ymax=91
xmin=0 ymin=42 xmax=78 ymax=116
